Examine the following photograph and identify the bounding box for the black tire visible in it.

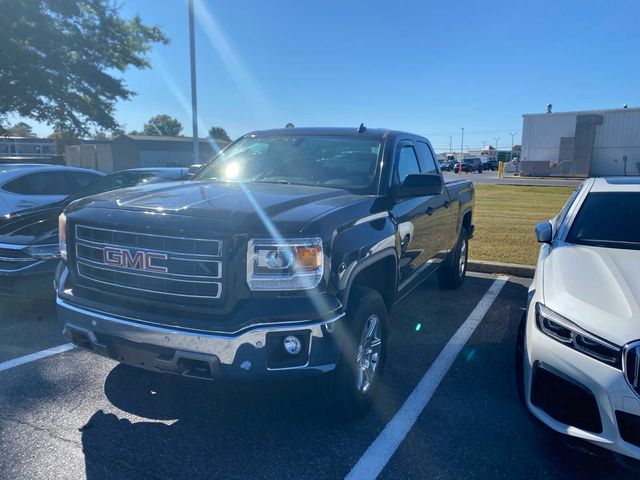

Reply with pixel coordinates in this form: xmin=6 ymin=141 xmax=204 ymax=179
xmin=323 ymin=286 xmax=388 ymax=419
xmin=437 ymin=227 xmax=469 ymax=289
xmin=515 ymin=311 xmax=527 ymax=405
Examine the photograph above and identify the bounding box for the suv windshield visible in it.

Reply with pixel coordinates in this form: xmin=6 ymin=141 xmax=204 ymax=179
xmin=194 ymin=135 xmax=382 ymax=194
xmin=567 ymin=192 xmax=640 ymax=250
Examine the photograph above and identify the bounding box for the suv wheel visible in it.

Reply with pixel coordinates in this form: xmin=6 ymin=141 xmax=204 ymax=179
xmin=437 ymin=227 xmax=468 ymax=289
xmin=324 ymin=286 xmax=387 ymax=418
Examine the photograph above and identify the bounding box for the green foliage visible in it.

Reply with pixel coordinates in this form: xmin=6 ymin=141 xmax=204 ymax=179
xmin=142 ymin=115 xmax=182 ymax=137
xmin=47 ymin=129 xmax=81 ymax=155
xmin=208 ymin=126 xmax=231 ymax=143
xmin=0 ymin=0 xmax=168 ymax=136
xmin=7 ymin=122 xmax=35 ymax=137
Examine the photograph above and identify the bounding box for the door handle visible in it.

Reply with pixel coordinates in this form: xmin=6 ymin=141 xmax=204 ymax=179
xmin=426 ymin=207 xmax=434 ymax=216
xmin=443 ymin=201 xmax=450 ymax=208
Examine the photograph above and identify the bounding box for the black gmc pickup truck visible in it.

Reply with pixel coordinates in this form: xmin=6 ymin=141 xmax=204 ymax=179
xmin=55 ymin=127 xmax=474 ymax=416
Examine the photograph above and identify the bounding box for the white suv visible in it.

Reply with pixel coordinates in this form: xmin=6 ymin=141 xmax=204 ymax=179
xmin=518 ymin=177 xmax=640 ymax=461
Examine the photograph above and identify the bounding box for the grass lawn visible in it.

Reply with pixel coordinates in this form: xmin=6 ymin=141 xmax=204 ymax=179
xmin=468 ymin=184 xmax=575 ymax=266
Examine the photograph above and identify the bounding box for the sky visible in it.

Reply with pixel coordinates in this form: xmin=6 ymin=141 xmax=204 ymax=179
xmin=21 ymin=0 xmax=640 ymax=152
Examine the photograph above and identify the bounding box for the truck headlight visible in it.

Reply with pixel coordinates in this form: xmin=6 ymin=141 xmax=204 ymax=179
xmin=247 ymin=238 xmax=323 ymax=291
xmin=535 ymin=303 xmax=621 ymax=368
xmin=26 ymin=244 xmax=61 ymax=259
xmin=58 ymin=213 xmax=67 ymax=261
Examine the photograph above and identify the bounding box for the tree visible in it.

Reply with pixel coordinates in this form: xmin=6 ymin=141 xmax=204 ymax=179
xmin=512 ymin=145 xmax=521 ymax=152
xmin=7 ymin=122 xmax=35 ymax=137
xmin=48 ymin=130 xmax=81 ymax=155
xmin=143 ymin=115 xmax=182 ymax=137
xmin=208 ymin=126 xmax=231 ymax=143
xmin=0 ymin=0 xmax=168 ymax=136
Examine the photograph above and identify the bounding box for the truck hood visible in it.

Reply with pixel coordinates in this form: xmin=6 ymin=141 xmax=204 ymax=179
xmin=68 ymin=180 xmax=366 ymax=232
xmin=543 ymin=242 xmax=640 ymax=346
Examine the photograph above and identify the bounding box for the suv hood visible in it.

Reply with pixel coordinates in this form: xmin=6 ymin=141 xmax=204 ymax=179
xmin=0 ymin=202 xmax=63 ymax=245
xmin=69 ymin=180 xmax=366 ymax=233
xmin=543 ymin=242 xmax=640 ymax=346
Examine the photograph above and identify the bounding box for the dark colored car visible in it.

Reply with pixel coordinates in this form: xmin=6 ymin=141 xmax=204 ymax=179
xmin=454 ymin=157 xmax=484 ymax=173
xmin=56 ymin=127 xmax=474 ymax=416
xmin=0 ymin=167 xmax=188 ymax=299
xmin=439 ymin=159 xmax=456 ymax=171
xmin=482 ymin=158 xmax=498 ymax=171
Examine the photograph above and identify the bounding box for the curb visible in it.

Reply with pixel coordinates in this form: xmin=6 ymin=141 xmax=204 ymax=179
xmin=467 ymin=260 xmax=535 ymax=278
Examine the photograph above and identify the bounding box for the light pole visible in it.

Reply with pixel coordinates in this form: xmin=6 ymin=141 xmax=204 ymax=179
xmin=458 ymin=128 xmax=464 ymax=174
xmin=449 ymin=135 xmax=452 ymax=155
xmin=494 ymin=136 xmax=500 ymax=161
xmin=188 ymin=0 xmax=199 ymax=164
xmin=508 ymin=131 xmax=517 ymax=159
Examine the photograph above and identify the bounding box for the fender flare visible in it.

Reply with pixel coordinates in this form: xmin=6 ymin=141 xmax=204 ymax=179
xmin=340 ymin=248 xmax=398 ymax=312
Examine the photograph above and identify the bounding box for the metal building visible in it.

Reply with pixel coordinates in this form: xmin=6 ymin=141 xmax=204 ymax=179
xmin=520 ymin=107 xmax=640 ymax=177
xmin=65 ymin=135 xmax=228 ymax=173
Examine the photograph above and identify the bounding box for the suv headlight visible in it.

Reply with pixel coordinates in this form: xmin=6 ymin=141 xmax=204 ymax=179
xmin=247 ymin=237 xmax=323 ymax=291
xmin=58 ymin=213 xmax=67 ymax=261
xmin=535 ymin=303 xmax=621 ymax=368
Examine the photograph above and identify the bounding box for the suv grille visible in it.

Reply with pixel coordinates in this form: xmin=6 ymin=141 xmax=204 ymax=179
xmin=74 ymin=225 xmax=222 ymax=299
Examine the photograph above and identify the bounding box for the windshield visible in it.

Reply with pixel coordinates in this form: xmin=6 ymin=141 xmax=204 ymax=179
xmin=567 ymin=192 xmax=640 ymax=250
xmin=194 ymin=135 xmax=382 ymax=194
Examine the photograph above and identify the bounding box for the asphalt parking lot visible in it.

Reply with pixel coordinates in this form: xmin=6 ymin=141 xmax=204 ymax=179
xmin=0 ymin=273 xmax=635 ymax=479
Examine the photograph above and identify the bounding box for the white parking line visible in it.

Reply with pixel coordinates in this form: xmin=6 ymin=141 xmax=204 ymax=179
xmin=0 ymin=343 xmax=75 ymax=373
xmin=345 ymin=275 xmax=509 ymax=480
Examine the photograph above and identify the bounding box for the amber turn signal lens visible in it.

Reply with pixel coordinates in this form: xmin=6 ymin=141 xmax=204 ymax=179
xmin=295 ymin=245 xmax=322 ymax=270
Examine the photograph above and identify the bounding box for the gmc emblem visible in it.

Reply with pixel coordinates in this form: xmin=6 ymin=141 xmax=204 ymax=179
xmin=102 ymin=246 xmax=168 ymax=273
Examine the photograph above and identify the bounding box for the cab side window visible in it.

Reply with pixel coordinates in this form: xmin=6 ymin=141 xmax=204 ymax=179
xmin=396 ymin=145 xmax=421 ymax=184
xmin=414 ymin=142 xmax=439 ymax=174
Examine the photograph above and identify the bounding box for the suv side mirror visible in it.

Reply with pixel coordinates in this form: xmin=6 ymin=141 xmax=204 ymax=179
xmin=394 ymin=173 xmax=443 ymax=198
xmin=187 ymin=164 xmax=202 ymax=178
xmin=535 ymin=221 xmax=553 ymax=244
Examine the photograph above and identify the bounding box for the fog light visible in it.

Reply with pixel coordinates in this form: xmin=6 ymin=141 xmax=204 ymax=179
xmin=283 ymin=335 xmax=302 ymax=355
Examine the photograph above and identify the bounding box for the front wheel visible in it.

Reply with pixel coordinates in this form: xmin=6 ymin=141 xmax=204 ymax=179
xmin=323 ymin=287 xmax=387 ymax=418
xmin=437 ymin=228 xmax=469 ymax=289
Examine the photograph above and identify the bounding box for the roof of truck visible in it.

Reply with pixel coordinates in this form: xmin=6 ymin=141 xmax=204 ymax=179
xmin=245 ymin=127 xmax=421 ymax=140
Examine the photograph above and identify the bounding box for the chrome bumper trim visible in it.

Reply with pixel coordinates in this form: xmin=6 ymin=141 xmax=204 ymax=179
xmin=57 ymin=296 xmax=344 ymax=367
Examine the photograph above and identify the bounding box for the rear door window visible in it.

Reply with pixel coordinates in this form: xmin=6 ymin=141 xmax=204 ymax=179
xmin=415 ymin=142 xmax=439 ymax=174
xmin=2 ymin=171 xmax=97 ymax=195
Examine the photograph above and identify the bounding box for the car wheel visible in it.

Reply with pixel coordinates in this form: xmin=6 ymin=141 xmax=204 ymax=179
xmin=437 ymin=228 xmax=468 ymax=289
xmin=323 ymin=286 xmax=387 ymax=419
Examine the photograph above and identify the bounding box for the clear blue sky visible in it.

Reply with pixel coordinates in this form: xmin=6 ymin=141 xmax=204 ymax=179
xmin=25 ymin=0 xmax=640 ymax=152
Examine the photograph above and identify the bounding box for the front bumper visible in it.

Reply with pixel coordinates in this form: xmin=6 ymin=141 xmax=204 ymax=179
xmin=0 ymin=258 xmax=59 ymax=299
xmin=57 ymin=296 xmax=346 ymax=381
xmin=524 ymin=303 xmax=640 ymax=461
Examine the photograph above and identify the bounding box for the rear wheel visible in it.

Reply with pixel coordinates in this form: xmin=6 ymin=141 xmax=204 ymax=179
xmin=437 ymin=228 xmax=468 ymax=289
xmin=324 ymin=287 xmax=387 ymax=418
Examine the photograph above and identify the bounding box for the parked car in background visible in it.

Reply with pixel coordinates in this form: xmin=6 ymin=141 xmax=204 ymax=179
xmin=453 ymin=157 xmax=484 ymax=173
xmin=0 ymin=167 xmax=188 ymax=299
xmin=56 ymin=127 xmax=474 ymax=417
xmin=482 ymin=158 xmax=498 ymax=171
xmin=439 ymin=159 xmax=456 ymax=171
xmin=0 ymin=164 xmax=103 ymax=216
xmin=517 ymin=177 xmax=640 ymax=462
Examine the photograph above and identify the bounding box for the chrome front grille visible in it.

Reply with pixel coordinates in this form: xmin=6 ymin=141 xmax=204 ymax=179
xmin=624 ymin=341 xmax=640 ymax=396
xmin=74 ymin=225 xmax=222 ymax=299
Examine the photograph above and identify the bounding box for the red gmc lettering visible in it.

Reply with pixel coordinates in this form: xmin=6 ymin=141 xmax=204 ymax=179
xmin=102 ymin=247 xmax=168 ymax=273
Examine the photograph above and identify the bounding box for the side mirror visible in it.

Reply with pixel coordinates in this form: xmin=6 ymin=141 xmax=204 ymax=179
xmin=187 ymin=164 xmax=202 ymax=178
xmin=394 ymin=174 xmax=443 ymax=198
xmin=535 ymin=221 xmax=553 ymax=244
